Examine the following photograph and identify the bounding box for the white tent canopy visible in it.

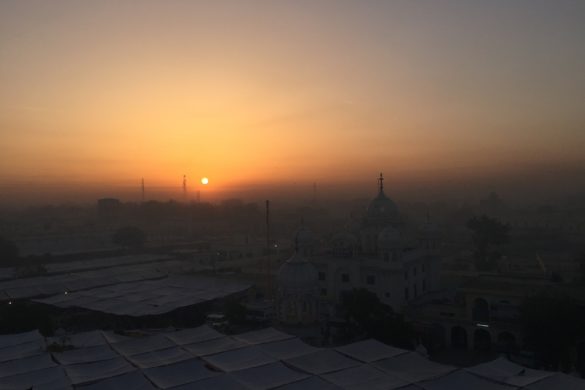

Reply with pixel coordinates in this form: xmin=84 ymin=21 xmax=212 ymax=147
xmin=0 ymin=353 xmax=56 ymax=379
xmin=0 ymin=328 xmax=584 ymax=389
xmin=183 ymin=336 xmax=248 ymax=357
xmin=142 ymin=358 xmax=218 ymax=389
xmin=111 ymin=335 xmax=175 ymax=357
xmin=466 ymin=357 xmax=554 ymax=387
xmin=321 ymin=364 xmax=410 ymax=390
xmin=126 ymin=346 xmax=193 ymax=369
xmin=285 ymin=350 xmax=360 ymax=375
xmin=373 ymin=352 xmax=456 ymax=383
xmin=231 ymin=361 xmax=309 ymax=389
xmin=169 ymin=374 xmax=249 ymax=390
xmin=419 ymin=370 xmax=518 ymax=390
xmin=163 ymin=325 xmax=222 ymax=345
xmin=76 ymin=371 xmax=156 ymax=390
xmin=259 ymin=337 xmax=320 ymax=360
xmin=278 ymin=376 xmax=342 ymax=390
xmin=523 ymin=373 xmax=585 ymax=390
xmin=203 ymin=345 xmax=276 ymax=372
xmin=233 ymin=328 xmax=293 ymax=345
xmin=0 ymin=366 xmax=70 ymax=390
xmin=64 ymin=357 xmax=135 ymax=385
xmin=335 ymin=339 xmax=409 ymax=363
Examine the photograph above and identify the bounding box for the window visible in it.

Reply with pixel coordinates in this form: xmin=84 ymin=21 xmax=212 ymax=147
xmin=414 ymin=266 xmax=417 ymax=276
xmin=342 ymin=273 xmax=350 ymax=283
xmin=404 ymin=287 xmax=409 ymax=300
xmin=320 ymin=288 xmax=327 ymax=296
xmin=366 ymin=275 xmax=375 ymax=285
xmin=414 ymin=284 xmax=418 ymax=297
xmin=404 ymin=271 xmax=408 ymax=280
xmin=423 ymin=279 xmax=427 ymax=291
xmin=384 ymin=292 xmax=390 ymax=298
xmin=318 ymin=272 xmax=326 ymax=281
xmin=422 ymin=263 xmax=426 ymax=272
xmin=383 ymin=253 xmax=389 ymax=262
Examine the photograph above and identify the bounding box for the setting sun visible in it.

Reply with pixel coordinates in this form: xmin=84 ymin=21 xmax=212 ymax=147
xmin=201 ymin=177 xmax=209 ymax=185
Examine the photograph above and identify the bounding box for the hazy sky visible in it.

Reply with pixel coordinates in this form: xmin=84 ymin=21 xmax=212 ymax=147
xmin=1 ymin=1 xmax=584 ymax=203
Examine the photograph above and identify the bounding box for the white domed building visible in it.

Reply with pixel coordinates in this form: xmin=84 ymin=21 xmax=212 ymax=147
xmin=276 ymin=228 xmax=320 ymax=325
xmin=310 ymin=173 xmax=442 ymax=311
xmin=361 ymin=173 xmax=400 ymax=254
xmin=377 ymin=226 xmax=401 ymax=262
xmin=330 ymin=231 xmax=358 ymax=258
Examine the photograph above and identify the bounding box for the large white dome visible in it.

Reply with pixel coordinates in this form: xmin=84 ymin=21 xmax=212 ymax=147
xmin=367 ymin=190 xmax=398 ymax=222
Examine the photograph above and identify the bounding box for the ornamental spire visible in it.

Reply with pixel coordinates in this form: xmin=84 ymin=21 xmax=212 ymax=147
xmin=378 ymin=172 xmax=384 ymax=193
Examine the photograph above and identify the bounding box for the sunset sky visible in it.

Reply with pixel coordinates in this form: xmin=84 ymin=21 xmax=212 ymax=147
xmin=1 ymin=1 xmax=584 ymax=203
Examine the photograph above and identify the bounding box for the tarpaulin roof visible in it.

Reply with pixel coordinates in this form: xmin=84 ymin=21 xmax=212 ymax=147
xmin=335 ymin=339 xmax=409 ymax=363
xmin=465 ymin=356 xmax=554 ymax=387
xmin=230 ymin=361 xmax=309 ymax=389
xmin=203 ymin=345 xmax=276 ymax=372
xmin=259 ymin=337 xmax=320 ymax=360
xmin=285 ymin=349 xmax=360 ymax=375
xmin=321 ymin=364 xmax=409 ymax=390
xmin=163 ymin=325 xmax=222 ymax=346
xmin=0 ymin=326 xmax=583 ymax=390
xmin=142 ymin=358 xmax=218 ymax=389
xmin=373 ymin=352 xmax=456 ymax=383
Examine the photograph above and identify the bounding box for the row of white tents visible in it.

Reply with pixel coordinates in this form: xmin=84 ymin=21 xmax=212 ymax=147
xmin=0 ymin=326 xmax=583 ymax=389
xmin=34 ymin=275 xmax=250 ymax=316
xmin=0 ymin=257 xmax=208 ymax=302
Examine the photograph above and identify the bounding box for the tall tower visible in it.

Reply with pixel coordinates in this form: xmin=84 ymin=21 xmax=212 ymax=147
xmin=265 ymin=200 xmax=272 ymax=297
xmin=182 ymin=175 xmax=187 ymax=201
xmin=141 ymin=178 xmax=145 ymax=203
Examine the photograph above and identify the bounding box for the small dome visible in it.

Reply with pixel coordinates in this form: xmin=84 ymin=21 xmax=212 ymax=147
xmin=378 ymin=226 xmax=401 ymax=248
xmin=277 ymin=252 xmax=318 ymax=292
xmin=364 ymin=174 xmax=399 ymax=227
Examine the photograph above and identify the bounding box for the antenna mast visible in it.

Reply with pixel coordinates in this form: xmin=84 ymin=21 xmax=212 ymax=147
xmin=266 ymin=200 xmax=272 ymax=297
xmin=182 ymin=175 xmax=187 ymax=201
xmin=141 ymin=178 xmax=145 ymax=203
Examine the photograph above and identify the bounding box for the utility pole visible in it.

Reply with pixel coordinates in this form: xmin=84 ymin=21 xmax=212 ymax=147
xmin=266 ymin=200 xmax=272 ymax=298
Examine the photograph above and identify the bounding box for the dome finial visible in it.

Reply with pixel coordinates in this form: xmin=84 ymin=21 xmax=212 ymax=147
xmin=378 ymin=172 xmax=384 ymax=193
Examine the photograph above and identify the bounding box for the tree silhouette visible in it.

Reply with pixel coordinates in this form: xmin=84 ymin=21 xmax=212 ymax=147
xmin=338 ymin=288 xmax=414 ymax=349
xmin=521 ymin=288 xmax=585 ymax=372
xmin=466 ymin=215 xmax=509 ymax=270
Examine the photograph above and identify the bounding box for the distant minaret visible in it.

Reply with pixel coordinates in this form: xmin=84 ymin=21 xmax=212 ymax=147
xmin=141 ymin=178 xmax=145 ymax=203
xmin=182 ymin=175 xmax=187 ymax=200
